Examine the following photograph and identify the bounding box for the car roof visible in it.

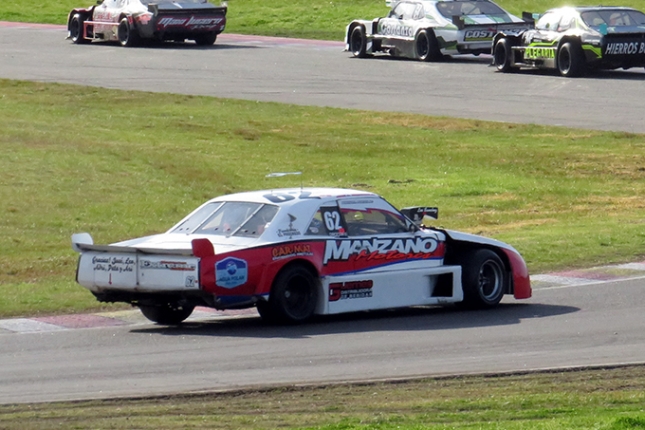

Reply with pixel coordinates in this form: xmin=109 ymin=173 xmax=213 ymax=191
xmin=545 ymin=6 xmax=639 ymax=14
xmin=210 ymin=187 xmax=379 ymax=206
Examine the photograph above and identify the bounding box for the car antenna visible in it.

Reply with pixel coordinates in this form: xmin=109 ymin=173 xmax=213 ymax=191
xmin=265 ymin=171 xmax=303 ymax=190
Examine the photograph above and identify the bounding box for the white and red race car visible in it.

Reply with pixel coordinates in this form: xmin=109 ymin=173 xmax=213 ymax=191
xmin=67 ymin=0 xmax=227 ymax=47
xmin=72 ymin=188 xmax=531 ymax=325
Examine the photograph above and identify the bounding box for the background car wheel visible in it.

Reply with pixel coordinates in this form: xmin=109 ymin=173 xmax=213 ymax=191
xmin=557 ymin=42 xmax=585 ymax=77
xmin=459 ymin=249 xmax=506 ymax=309
xmin=350 ymin=25 xmax=367 ymax=58
xmin=263 ymin=265 xmax=319 ymax=324
xmin=117 ymin=17 xmax=140 ymax=47
xmin=194 ymin=33 xmax=217 ymax=46
xmin=493 ymin=38 xmax=516 ymax=73
xmin=69 ymin=14 xmax=89 ymax=44
xmin=139 ymin=303 xmax=195 ymax=325
xmin=415 ymin=29 xmax=442 ymax=62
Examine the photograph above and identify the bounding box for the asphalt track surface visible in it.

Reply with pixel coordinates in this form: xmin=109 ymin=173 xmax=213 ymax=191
xmin=1 ymin=261 xmax=645 ymax=404
xmin=1 ymin=22 xmax=645 ymax=133
xmin=2 ymin=23 xmax=645 ymax=404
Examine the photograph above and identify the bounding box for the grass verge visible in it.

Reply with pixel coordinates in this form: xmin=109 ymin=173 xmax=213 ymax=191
xmin=1 ymin=365 xmax=644 ymax=429
xmin=2 ymin=0 xmax=645 ymax=40
xmin=1 ymin=79 xmax=645 ymax=318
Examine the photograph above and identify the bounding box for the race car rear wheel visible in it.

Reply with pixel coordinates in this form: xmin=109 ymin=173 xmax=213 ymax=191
xmin=264 ymin=265 xmax=319 ymax=324
xmin=349 ymin=25 xmax=367 ymax=58
xmin=194 ymin=33 xmax=218 ymax=46
xmin=415 ymin=29 xmax=441 ymax=62
xmin=459 ymin=249 xmax=506 ymax=309
xmin=117 ymin=17 xmax=141 ymax=47
xmin=69 ymin=14 xmax=89 ymax=44
xmin=557 ymin=42 xmax=585 ymax=77
xmin=139 ymin=303 xmax=195 ymax=325
xmin=493 ymin=38 xmax=516 ymax=73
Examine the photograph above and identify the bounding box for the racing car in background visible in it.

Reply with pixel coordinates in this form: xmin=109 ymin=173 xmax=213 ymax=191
xmin=71 ymin=188 xmax=531 ymax=325
xmin=346 ymin=0 xmax=532 ymax=61
xmin=493 ymin=6 xmax=645 ymax=76
xmin=67 ymin=0 xmax=227 ymax=47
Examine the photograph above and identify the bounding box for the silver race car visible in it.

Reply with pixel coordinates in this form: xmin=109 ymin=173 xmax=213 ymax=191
xmin=346 ymin=0 xmax=531 ymax=61
xmin=67 ymin=0 xmax=227 ymax=47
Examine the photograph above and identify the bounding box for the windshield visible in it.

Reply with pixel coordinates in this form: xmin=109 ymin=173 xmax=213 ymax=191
xmin=581 ymin=9 xmax=645 ymax=27
xmin=436 ymin=1 xmax=509 ymax=18
xmin=170 ymin=201 xmax=279 ymax=238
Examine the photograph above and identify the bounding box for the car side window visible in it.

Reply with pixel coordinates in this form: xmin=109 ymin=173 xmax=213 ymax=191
xmin=557 ymin=14 xmax=575 ymax=31
xmin=412 ymin=4 xmax=425 ymax=20
xmin=338 ymin=198 xmax=409 ymax=237
xmin=306 ymin=206 xmax=347 ymax=236
xmin=390 ymin=2 xmax=417 ymax=20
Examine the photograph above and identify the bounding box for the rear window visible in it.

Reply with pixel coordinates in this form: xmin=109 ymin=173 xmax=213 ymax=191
xmin=170 ymin=201 xmax=278 ymax=238
xmin=436 ymin=1 xmax=508 ymax=18
xmin=581 ymin=9 xmax=645 ymax=27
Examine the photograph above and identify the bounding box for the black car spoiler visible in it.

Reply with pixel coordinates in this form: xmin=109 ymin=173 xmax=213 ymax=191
xmin=148 ymin=3 xmax=227 ymax=15
xmin=451 ymin=15 xmax=534 ymax=30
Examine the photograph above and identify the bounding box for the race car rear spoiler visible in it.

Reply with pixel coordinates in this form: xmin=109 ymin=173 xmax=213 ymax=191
xmin=71 ymin=233 xmax=194 ymax=256
xmin=451 ymin=16 xmax=534 ymax=30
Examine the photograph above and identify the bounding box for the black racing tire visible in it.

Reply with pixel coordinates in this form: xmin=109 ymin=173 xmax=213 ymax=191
xmin=194 ymin=32 xmax=217 ymax=46
xmin=557 ymin=42 xmax=585 ymax=77
xmin=139 ymin=303 xmax=195 ymax=325
xmin=69 ymin=14 xmax=89 ymax=44
xmin=493 ymin=38 xmax=516 ymax=73
xmin=262 ymin=265 xmax=319 ymax=324
xmin=117 ymin=17 xmax=140 ymax=47
xmin=459 ymin=249 xmax=506 ymax=309
xmin=415 ymin=29 xmax=442 ymax=62
xmin=349 ymin=25 xmax=367 ymax=58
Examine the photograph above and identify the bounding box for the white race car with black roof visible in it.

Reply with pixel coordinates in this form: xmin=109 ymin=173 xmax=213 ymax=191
xmin=346 ymin=0 xmax=532 ymax=61
xmin=72 ymin=187 xmax=532 ymax=325
xmin=67 ymin=0 xmax=227 ymax=47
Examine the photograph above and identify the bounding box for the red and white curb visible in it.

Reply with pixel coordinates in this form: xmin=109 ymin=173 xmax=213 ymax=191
xmin=531 ymin=261 xmax=645 ymax=289
xmin=2 ymin=261 xmax=644 ymax=335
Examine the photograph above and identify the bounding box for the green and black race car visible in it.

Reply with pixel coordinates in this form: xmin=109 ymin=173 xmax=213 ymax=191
xmin=492 ymin=6 xmax=645 ymax=77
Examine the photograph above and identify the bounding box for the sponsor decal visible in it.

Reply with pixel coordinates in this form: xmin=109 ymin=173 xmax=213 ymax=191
xmin=185 ymin=276 xmax=196 ymax=288
xmin=605 ymin=42 xmax=645 ymax=55
xmin=379 ymin=23 xmax=414 ymax=37
xmin=277 ymin=228 xmax=301 ymax=237
xmin=93 ymin=10 xmax=115 ymax=22
xmin=277 ymin=214 xmax=300 ymax=238
xmin=329 ymin=280 xmax=373 ymax=301
xmin=215 ymin=257 xmax=248 ymax=289
xmin=524 ymin=46 xmax=556 ymax=59
xmin=157 ymin=16 xmax=224 ymax=29
xmin=341 ymin=199 xmax=374 ymax=205
xmin=92 ymin=256 xmax=135 ymax=273
xmin=140 ymin=260 xmax=196 ymax=271
xmin=323 ymin=237 xmax=440 ymax=264
xmin=464 ymin=29 xmax=495 ymax=41
xmin=272 ymin=244 xmax=313 ymax=260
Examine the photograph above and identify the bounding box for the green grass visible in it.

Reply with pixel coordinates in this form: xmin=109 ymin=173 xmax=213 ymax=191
xmin=1 ymin=79 xmax=645 ymax=318
xmin=2 ymin=0 xmax=645 ymax=40
xmin=1 ymin=365 xmax=645 ymax=429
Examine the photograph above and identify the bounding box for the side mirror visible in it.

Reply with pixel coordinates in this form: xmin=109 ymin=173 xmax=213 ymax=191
xmin=400 ymin=206 xmax=439 ymax=226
